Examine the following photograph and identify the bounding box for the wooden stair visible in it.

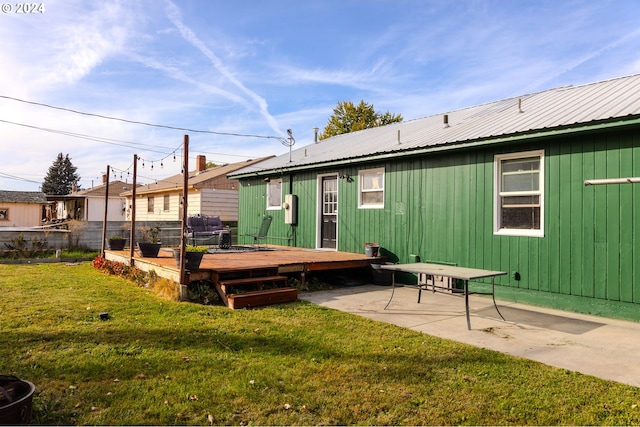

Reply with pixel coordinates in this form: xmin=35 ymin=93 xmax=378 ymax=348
xmin=213 ymin=267 xmax=298 ymax=309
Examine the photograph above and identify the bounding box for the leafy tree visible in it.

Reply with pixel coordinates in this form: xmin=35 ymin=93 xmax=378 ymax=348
xmin=319 ymin=100 xmax=403 ymax=140
xmin=42 ymin=153 xmax=81 ymax=195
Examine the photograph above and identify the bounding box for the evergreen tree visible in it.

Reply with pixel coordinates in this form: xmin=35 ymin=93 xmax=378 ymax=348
xmin=319 ymin=100 xmax=403 ymax=140
xmin=41 ymin=153 xmax=81 ymax=195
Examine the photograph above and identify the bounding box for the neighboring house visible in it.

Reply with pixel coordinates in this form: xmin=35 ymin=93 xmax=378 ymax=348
xmin=0 ymin=190 xmax=47 ymax=227
xmin=230 ymin=73 xmax=640 ymax=318
xmin=46 ymin=178 xmax=132 ymax=222
xmin=122 ymin=155 xmax=273 ymax=223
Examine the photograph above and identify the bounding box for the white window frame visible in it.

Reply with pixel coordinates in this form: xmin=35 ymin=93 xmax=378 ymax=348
xmin=494 ymin=150 xmax=544 ymax=237
xmin=266 ymin=178 xmax=282 ymax=210
xmin=358 ymin=168 xmax=385 ymax=209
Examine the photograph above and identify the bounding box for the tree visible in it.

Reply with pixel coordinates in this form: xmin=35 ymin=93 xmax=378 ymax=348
xmin=42 ymin=153 xmax=81 ymax=195
xmin=319 ymin=100 xmax=403 ymax=140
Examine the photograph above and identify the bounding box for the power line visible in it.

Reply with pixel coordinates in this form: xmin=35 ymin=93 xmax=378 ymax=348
xmin=0 ymin=94 xmax=288 ymax=142
xmin=0 ymin=171 xmax=41 ymax=184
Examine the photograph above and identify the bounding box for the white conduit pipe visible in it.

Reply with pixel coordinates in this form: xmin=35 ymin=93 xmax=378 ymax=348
xmin=584 ymin=177 xmax=640 ymax=186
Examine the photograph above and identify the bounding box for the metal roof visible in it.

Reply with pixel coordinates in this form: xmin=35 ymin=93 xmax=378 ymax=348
xmin=0 ymin=190 xmax=47 ymax=204
xmin=231 ymin=73 xmax=640 ymax=177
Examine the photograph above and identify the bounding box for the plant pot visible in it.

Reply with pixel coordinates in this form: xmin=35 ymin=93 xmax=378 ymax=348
xmin=0 ymin=376 xmax=35 ymax=425
xmin=174 ymin=250 xmax=204 ymax=269
xmin=137 ymin=242 xmax=161 ymax=258
xmin=108 ymin=238 xmax=126 ymax=250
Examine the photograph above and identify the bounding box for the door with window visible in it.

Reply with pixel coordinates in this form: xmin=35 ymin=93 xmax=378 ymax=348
xmin=319 ymin=175 xmax=338 ymax=249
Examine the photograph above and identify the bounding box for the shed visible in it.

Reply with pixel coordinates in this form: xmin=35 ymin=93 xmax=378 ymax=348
xmin=0 ymin=190 xmax=47 ymax=227
xmin=231 ymin=73 xmax=640 ymax=319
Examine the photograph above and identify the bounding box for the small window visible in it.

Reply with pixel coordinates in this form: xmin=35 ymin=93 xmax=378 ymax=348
xmin=359 ymin=168 xmax=384 ymax=208
xmin=163 ymin=194 xmax=170 ymax=211
xmin=266 ymin=179 xmax=282 ymax=210
xmin=0 ymin=208 xmax=8 ymax=220
xmin=494 ymin=150 xmax=544 ymax=237
xmin=147 ymin=196 xmax=154 ymax=214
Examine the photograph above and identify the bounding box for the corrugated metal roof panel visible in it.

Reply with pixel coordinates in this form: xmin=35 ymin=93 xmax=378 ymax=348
xmin=233 ymin=74 xmax=640 ymax=175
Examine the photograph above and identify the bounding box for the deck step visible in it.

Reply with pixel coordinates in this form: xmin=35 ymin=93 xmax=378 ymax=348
xmin=227 ymin=287 xmax=298 ymax=309
xmin=218 ymin=275 xmax=288 ymax=294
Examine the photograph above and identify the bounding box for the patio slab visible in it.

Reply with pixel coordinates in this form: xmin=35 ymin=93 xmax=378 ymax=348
xmin=299 ymin=284 xmax=640 ymax=388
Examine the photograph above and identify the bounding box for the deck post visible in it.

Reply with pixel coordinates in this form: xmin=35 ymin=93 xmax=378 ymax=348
xmin=179 ymin=135 xmax=189 ymax=300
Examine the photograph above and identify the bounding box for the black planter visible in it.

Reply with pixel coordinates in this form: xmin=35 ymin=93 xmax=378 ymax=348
xmin=107 ymin=238 xmax=126 ymax=250
xmin=0 ymin=376 xmax=35 ymax=425
xmin=174 ymin=250 xmax=204 ymax=269
xmin=137 ymin=242 xmax=161 ymax=258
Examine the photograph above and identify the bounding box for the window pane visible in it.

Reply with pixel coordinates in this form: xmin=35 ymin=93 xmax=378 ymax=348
xmin=502 ymin=171 xmax=539 ymax=192
xmin=267 ymin=180 xmax=282 ymax=208
xmin=501 ymin=206 xmax=540 ymax=229
xmin=362 ymin=171 xmax=383 ymax=190
xmin=362 ymin=191 xmax=383 ymax=205
xmin=502 ymin=195 xmax=539 ymax=207
xmin=502 ymin=158 xmax=539 ymax=173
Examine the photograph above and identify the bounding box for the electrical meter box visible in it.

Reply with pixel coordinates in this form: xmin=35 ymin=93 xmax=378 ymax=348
xmin=283 ymin=194 xmax=298 ymax=225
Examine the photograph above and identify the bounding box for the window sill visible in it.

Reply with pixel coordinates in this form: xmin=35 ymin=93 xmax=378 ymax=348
xmin=494 ymin=228 xmax=544 ymax=238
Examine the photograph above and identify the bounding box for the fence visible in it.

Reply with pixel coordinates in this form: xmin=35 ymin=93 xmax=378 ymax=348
xmin=0 ymin=220 xmax=238 ymax=253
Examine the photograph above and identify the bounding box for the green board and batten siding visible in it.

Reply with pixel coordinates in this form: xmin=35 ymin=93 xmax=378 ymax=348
xmin=238 ymin=126 xmax=640 ymax=318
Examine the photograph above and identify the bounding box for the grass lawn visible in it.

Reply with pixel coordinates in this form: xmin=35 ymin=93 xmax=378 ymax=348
xmin=2 ymin=262 xmax=640 ymax=425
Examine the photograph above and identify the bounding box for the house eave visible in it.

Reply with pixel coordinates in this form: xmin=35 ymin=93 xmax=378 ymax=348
xmin=232 ymin=116 xmax=640 ymax=178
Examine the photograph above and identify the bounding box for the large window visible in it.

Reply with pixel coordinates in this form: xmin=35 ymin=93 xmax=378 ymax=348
xmin=359 ymin=168 xmax=384 ymax=209
xmin=266 ymin=179 xmax=282 ymax=210
xmin=494 ymin=150 xmax=544 ymax=237
xmin=147 ymin=196 xmax=155 ymax=214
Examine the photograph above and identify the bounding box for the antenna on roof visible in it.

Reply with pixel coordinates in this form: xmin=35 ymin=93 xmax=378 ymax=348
xmin=282 ymin=129 xmax=295 ymax=163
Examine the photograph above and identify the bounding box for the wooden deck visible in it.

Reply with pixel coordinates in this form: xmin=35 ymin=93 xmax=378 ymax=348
xmin=104 ymin=245 xmax=377 ymax=307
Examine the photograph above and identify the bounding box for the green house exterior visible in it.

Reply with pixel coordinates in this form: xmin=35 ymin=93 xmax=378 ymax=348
xmin=232 ymin=74 xmax=640 ymax=320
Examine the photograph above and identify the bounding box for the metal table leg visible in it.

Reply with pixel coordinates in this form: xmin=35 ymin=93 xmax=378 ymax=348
xmin=491 ymin=276 xmax=505 ymax=321
xmin=384 ymin=271 xmax=396 ymax=310
xmin=465 ymin=279 xmax=471 ymax=330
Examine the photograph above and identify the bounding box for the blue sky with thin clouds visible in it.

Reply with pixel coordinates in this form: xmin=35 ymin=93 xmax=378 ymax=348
xmin=1 ymin=0 xmax=639 ymax=191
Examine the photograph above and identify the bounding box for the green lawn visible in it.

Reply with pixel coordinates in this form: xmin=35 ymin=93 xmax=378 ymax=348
xmin=2 ymin=262 xmax=640 ymax=425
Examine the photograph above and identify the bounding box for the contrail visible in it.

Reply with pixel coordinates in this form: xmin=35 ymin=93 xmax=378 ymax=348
xmin=164 ymin=0 xmax=284 ymax=136
xmin=528 ymin=28 xmax=640 ymax=92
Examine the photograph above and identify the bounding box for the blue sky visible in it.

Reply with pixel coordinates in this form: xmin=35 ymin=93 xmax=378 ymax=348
xmin=1 ymin=0 xmax=639 ymax=191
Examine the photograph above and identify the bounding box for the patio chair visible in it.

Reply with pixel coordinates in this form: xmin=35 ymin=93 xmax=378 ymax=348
xmin=243 ymin=215 xmax=272 ymax=247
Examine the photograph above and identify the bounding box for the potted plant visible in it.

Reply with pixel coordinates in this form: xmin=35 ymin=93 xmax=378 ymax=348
xmin=137 ymin=226 xmax=161 ymax=258
xmin=107 ymin=235 xmax=126 ymax=250
xmin=174 ymin=245 xmax=207 ymax=269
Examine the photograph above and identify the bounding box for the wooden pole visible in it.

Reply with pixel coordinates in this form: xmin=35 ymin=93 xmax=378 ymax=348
xmin=179 ymin=135 xmax=189 ymax=299
xmin=129 ymin=154 xmax=138 ymax=266
xmin=100 ymin=165 xmax=110 ymax=257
